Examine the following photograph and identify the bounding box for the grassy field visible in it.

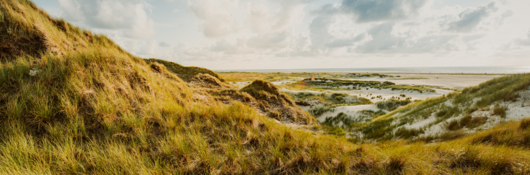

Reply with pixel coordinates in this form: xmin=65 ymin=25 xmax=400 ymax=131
xmin=1 ymin=1 xmax=530 ymax=174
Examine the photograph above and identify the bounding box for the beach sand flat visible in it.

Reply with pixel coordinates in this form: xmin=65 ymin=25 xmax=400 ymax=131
xmin=275 ymin=73 xmax=505 ymax=121
xmin=347 ymin=73 xmax=504 ymax=89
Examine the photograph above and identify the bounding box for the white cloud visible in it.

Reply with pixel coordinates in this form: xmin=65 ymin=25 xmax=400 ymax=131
xmin=515 ymin=30 xmax=530 ymax=46
xmin=247 ymin=30 xmax=293 ymax=50
xmin=244 ymin=0 xmax=309 ymax=34
xmin=447 ymin=2 xmax=498 ymax=32
xmin=341 ymin=0 xmax=429 ymax=23
xmin=187 ymin=0 xmax=241 ymax=38
xmin=58 ymin=0 xmax=155 ymax=39
xmin=210 ymin=39 xmax=246 ymax=54
xmin=159 ymin=42 xmax=170 ymax=47
xmin=36 ymin=0 xmax=530 ymax=69
xmin=58 ymin=0 xmax=84 ymax=21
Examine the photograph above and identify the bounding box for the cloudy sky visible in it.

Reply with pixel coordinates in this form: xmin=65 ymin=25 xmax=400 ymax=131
xmin=34 ymin=0 xmax=530 ymax=70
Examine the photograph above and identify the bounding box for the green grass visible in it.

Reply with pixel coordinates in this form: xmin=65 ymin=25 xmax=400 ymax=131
xmin=1 ymin=1 xmax=530 ymax=174
xmin=493 ymin=104 xmax=508 ymax=118
xmin=356 ymin=74 xmax=530 ymax=141
xmin=239 ymin=80 xmax=316 ymax=124
xmin=287 ymin=92 xmax=372 ymax=107
xmin=388 ymin=85 xmax=436 ymax=93
xmin=308 ymin=106 xmax=335 ymax=117
xmin=376 ymin=99 xmax=411 ymax=111
xmin=218 ymin=72 xmax=394 ymax=83
xmin=145 ymin=58 xmax=225 ymax=82
xmin=285 ymin=78 xmax=437 ymax=93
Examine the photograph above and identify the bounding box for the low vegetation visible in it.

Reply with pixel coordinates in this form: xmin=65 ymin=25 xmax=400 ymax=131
xmin=376 ymin=99 xmax=411 ymax=111
xmin=322 ymin=110 xmax=386 ymax=132
xmin=288 ymin=92 xmax=372 ymax=107
xmin=286 ymin=78 xmax=436 ymax=93
xmin=218 ymin=72 xmax=394 ymax=82
xmin=240 ymin=80 xmax=316 ymax=124
xmin=356 ymin=74 xmax=530 ymax=141
xmin=145 ymin=58 xmax=225 ymax=82
xmin=1 ymin=1 xmax=530 ymax=174
xmin=308 ymin=106 xmax=335 ymax=117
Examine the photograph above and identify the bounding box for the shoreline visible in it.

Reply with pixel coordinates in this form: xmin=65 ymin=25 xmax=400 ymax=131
xmin=214 ymin=66 xmax=530 ymax=74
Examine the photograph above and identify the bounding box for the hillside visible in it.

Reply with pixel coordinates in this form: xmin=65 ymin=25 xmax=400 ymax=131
xmin=1 ymin=1 xmax=530 ymax=174
xmin=356 ymin=74 xmax=530 ymax=141
xmin=145 ymin=58 xmax=226 ymax=82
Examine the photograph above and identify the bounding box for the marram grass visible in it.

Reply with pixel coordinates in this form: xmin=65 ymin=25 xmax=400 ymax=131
xmin=1 ymin=0 xmax=530 ymax=174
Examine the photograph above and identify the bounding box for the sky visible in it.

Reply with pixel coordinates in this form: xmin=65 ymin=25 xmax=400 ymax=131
xmin=33 ymin=0 xmax=530 ymax=70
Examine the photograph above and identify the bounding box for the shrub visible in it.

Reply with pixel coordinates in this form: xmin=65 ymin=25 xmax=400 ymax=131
xmin=492 ymin=104 xmax=508 ymax=118
xmin=467 ymin=105 xmax=479 ymax=114
xmin=520 ymin=119 xmax=530 ymax=130
xmin=376 ymin=99 xmax=411 ymax=111
xmin=309 ymin=107 xmax=335 ymax=117
xmin=467 ymin=116 xmax=488 ymax=129
xmin=446 ymin=120 xmax=460 ymax=131
xmin=324 ymin=126 xmax=346 ymax=137
xmin=394 ymin=127 xmax=424 ymax=139
xmin=385 ymin=156 xmax=406 ymax=174
xmin=449 ymin=148 xmax=481 ymax=169
xmin=459 ymin=115 xmax=472 ymax=128
xmin=439 ymin=130 xmax=467 ymax=141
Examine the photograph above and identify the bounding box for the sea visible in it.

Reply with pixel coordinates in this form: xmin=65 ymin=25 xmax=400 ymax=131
xmin=215 ymin=66 xmax=530 ymax=74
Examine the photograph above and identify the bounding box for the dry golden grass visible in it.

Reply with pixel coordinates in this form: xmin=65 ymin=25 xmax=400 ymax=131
xmin=1 ymin=1 xmax=530 ymax=174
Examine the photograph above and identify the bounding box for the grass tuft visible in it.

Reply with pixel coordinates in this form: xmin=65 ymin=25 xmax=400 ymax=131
xmin=520 ymin=119 xmax=530 ymax=130
xmin=492 ymin=104 xmax=508 ymax=118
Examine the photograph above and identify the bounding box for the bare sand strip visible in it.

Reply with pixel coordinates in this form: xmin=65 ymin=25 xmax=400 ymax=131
xmin=346 ymin=74 xmax=503 ymax=89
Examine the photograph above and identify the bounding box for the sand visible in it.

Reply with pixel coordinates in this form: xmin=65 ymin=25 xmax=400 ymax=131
xmin=235 ymin=73 xmax=506 ymax=127
xmin=396 ymin=87 xmax=530 ymax=139
xmin=273 ymin=73 xmax=506 ymax=128
xmin=315 ymin=105 xmax=380 ymax=122
xmin=347 ymin=73 xmax=503 ymax=89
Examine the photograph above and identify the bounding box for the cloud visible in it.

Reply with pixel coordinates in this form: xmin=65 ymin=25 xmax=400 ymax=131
xmin=247 ymin=30 xmax=293 ymax=49
xmin=341 ymin=0 xmax=428 ymax=23
xmin=210 ymin=39 xmax=244 ymax=54
xmin=244 ymin=0 xmax=309 ymax=34
xmin=159 ymin=42 xmax=170 ymax=47
xmin=325 ymin=34 xmax=366 ymax=48
xmin=58 ymin=0 xmax=155 ymax=39
xmin=187 ymin=0 xmax=241 ymax=38
xmin=447 ymin=2 xmax=498 ymax=32
xmin=515 ymin=30 xmax=530 ymax=46
xmin=308 ymin=14 xmax=367 ymax=52
xmin=355 ymin=23 xmax=404 ymax=53
xmin=58 ymin=0 xmax=84 ymax=21
xmin=355 ymin=23 xmax=459 ymax=54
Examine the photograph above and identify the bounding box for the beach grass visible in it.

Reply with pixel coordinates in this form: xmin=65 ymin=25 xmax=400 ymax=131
xmin=1 ymin=0 xmax=530 ymax=174
xmin=355 ymin=74 xmax=530 ymax=141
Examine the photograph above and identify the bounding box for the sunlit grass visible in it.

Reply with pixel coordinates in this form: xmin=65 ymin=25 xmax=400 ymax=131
xmin=1 ymin=0 xmax=530 ymax=174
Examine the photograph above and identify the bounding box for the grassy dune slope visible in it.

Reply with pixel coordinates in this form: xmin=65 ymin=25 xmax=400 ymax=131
xmin=145 ymin=58 xmax=226 ymax=82
xmin=1 ymin=1 xmax=530 ymax=174
xmin=359 ymin=74 xmax=530 ymax=140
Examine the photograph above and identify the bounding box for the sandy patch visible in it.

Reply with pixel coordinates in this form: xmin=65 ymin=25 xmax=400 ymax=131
xmin=403 ymin=88 xmax=530 ymax=139
xmin=346 ymin=74 xmax=502 ymax=89
xmin=403 ymin=114 xmax=437 ymax=130
xmin=332 ymin=87 xmax=453 ymax=102
xmin=317 ymin=105 xmax=380 ymax=122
